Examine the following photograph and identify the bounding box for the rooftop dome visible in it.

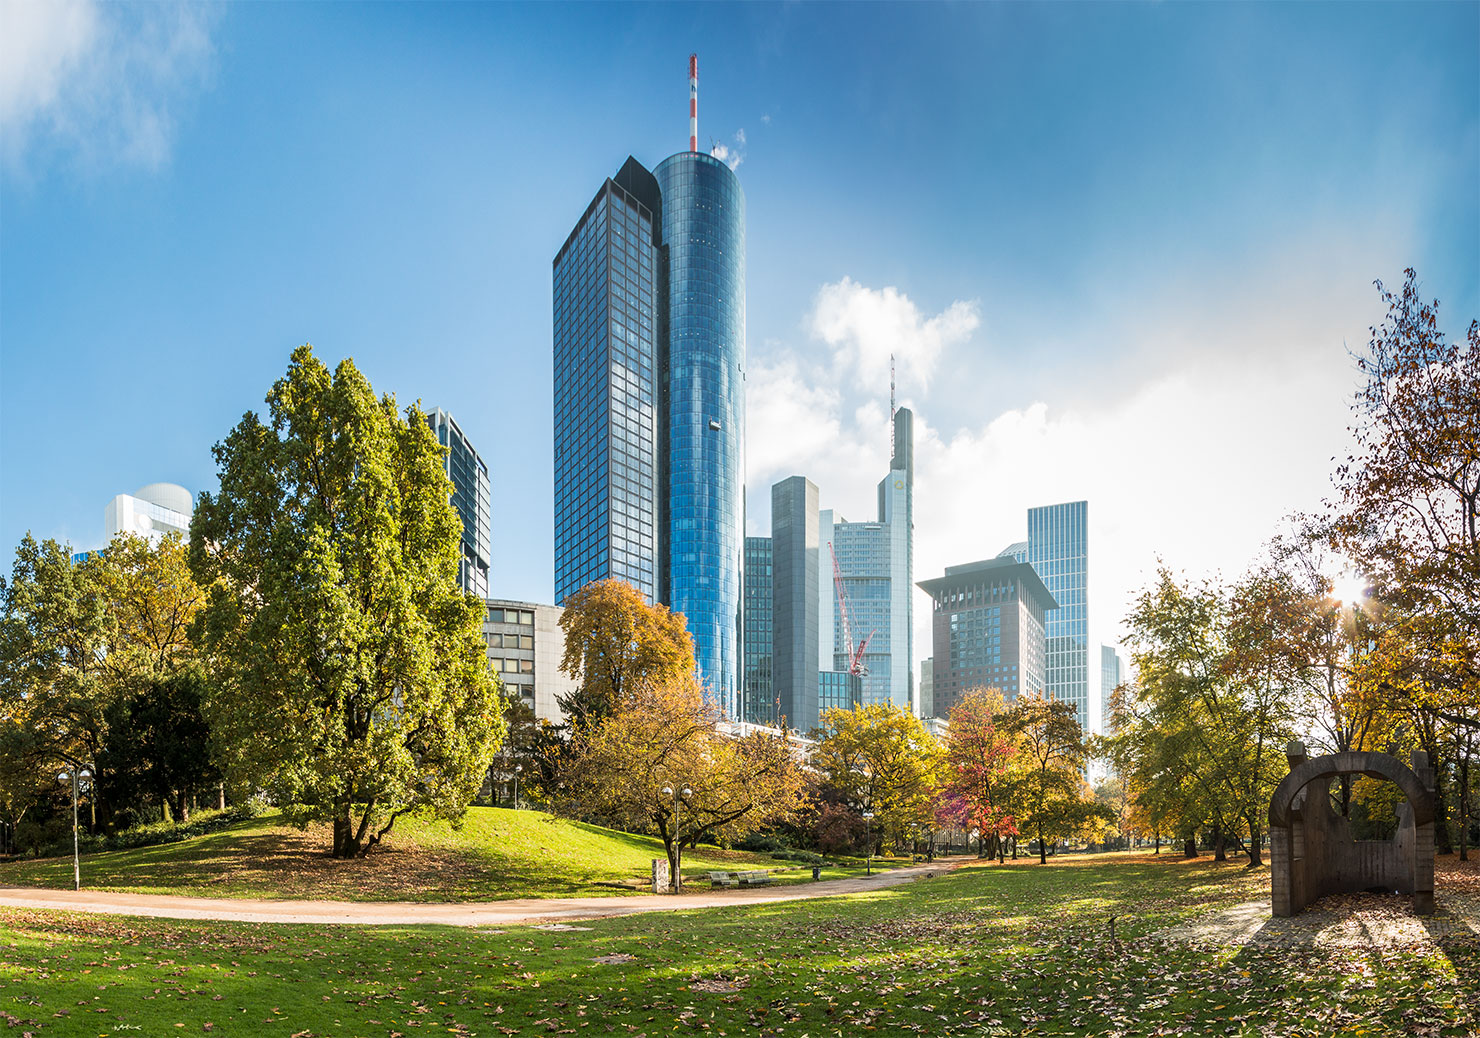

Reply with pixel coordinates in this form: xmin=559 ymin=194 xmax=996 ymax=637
xmin=133 ymin=483 xmax=193 ymax=516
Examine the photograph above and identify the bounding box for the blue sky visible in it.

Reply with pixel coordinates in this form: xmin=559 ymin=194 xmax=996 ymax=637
xmin=2 ymin=1 xmax=1477 ymax=715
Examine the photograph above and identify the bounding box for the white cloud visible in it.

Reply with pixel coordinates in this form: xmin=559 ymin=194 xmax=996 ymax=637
xmin=808 ymin=277 xmax=980 ymax=394
xmin=0 ymin=0 xmax=219 ymax=172
xmin=710 ymin=128 xmax=747 ymax=171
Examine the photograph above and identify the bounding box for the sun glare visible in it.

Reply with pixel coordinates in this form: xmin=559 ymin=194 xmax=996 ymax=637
xmin=1331 ymin=572 xmax=1367 ymax=606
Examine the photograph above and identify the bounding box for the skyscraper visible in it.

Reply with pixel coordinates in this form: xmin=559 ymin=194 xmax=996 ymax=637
xmin=427 ymin=408 xmax=491 ymax=599
xmin=1027 ymin=501 xmax=1089 ymax=728
xmin=772 ymin=476 xmax=819 ymax=731
xmin=821 ymin=407 xmax=914 ymax=713
xmin=918 ymin=557 xmax=1057 ymax=719
xmin=742 ymin=536 xmax=774 ymax=725
xmin=1101 ymin=644 xmax=1124 ymax=733
xmin=553 ymin=57 xmax=745 ymax=716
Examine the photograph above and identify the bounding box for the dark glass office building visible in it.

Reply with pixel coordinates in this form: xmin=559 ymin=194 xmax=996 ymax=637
xmin=742 ymin=536 xmax=773 ymax=725
xmin=554 ymin=144 xmax=745 ymax=716
xmin=1027 ymin=501 xmax=1089 ymax=729
xmin=427 ymin=408 xmax=491 ymax=599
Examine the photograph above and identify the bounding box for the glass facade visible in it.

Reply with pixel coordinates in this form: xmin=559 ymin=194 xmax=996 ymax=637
xmin=742 ymin=536 xmax=773 ymax=725
xmin=1101 ymin=644 xmax=1123 ymax=734
xmin=830 ymin=522 xmax=894 ymax=706
xmin=818 ymin=669 xmax=862 ymax=715
xmin=427 ymin=409 xmax=491 ymax=599
xmin=553 ymin=150 xmax=745 ymax=718
xmin=821 ymin=409 xmax=913 ymax=713
xmin=655 ymin=151 xmax=746 ymax=717
xmin=1027 ymin=501 xmax=1089 ymax=729
xmin=553 ymin=174 xmax=660 ymax=606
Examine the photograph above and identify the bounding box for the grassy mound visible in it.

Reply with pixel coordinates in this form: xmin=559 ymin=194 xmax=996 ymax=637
xmin=0 ymin=806 xmax=783 ymax=902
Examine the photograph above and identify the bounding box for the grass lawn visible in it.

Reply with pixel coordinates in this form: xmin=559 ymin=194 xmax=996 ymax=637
xmin=0 ymin=808 xmax=830 ymax=902
xmin=4 ymin=853 xmax=1477 ymax=1037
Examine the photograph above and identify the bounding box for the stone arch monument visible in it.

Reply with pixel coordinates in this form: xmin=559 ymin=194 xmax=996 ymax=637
xmin=1268 ymin=742 xmax=1435 ymax=917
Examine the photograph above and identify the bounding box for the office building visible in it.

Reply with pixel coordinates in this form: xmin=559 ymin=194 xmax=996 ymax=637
xmin=105 ymin=483 xmax=193 ymax=545
xmin=1101 ymin=644 xmax=1125 ymax=733
xmin=772 ymin=477 xmax=820 ymax=731
xmin=482 ymin=600 xmax=578 ymax=724
xmin=997 ymin=541 xmax=1028 ymax=565
xmin=427 ymin=408 xmax=491 ymax=599
xmin=819 ymin=407 xmax=914 ymax=713
xmin=917 ymin=557 xmax=1058 ymax=720
xmin=919 ymin=658 xmax=934 ymax=720
xmin=553 ymin=56 xmax=745 ymax=717
xmin=818 ymin=669 xmax=863 ymax=716
xmin=1027 ymin=501 xmax=1090 ymax=728
xmin=742 ymin=536 xmax=774 ymax=726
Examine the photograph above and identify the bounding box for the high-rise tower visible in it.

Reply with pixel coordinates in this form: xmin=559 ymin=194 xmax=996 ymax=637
xmin=553 ymin=56 xmax=746 ymax=717
xmin=1027 ymin=501 xmax=1089 ymax=728
xmin=819 ymin=407 xmax=914 ymax=713
xmin=427 ymin=408 xmax=491 ymax=598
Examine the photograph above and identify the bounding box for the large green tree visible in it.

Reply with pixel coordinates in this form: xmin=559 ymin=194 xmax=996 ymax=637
xmin=999 ymin=694 xmax=1104 ymax=864
xmin=190 ymin=345 xmax=503 ymax=858
xmin=0 ymin=536 xmax=113 ymax=817
xmin=96 ymin=533 xmax=218 ymax=824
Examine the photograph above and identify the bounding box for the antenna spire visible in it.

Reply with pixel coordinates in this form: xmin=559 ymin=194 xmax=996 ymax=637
xmin=688 ymin=54 xmax=699 ymax=153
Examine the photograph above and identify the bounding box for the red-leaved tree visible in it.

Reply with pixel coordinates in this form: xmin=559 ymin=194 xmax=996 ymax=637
xmin=941 ymin=687 xmax=1020 ymax=859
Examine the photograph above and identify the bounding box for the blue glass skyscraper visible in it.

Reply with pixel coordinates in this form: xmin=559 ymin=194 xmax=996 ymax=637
xmin=553 ymin=68 xmax=745 ymax=717
xmin=1027 ymin=501 xmax=1089 ymax=729
xmin=655 ymin=151 xmax=746 ymax=713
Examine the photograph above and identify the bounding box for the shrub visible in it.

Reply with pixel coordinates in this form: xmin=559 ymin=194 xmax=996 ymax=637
xmin=769 ymin=849 xmax=823 ymax=865
xmin=48 ymin=804 xmax=262 ymax=858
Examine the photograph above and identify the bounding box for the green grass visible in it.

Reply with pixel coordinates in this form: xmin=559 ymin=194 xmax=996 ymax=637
xmin=3 ymin=853 xmax=1476 ymax=1037
xmin=0 ymin=807 xmax=808 ymax=902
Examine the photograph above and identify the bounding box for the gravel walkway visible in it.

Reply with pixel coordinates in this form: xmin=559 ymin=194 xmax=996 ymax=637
xmin=0 ymin=859 xmax=966 ymax=928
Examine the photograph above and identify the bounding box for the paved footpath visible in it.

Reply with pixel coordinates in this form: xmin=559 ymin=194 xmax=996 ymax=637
xmin=0 ymin=859 xmax=968 ymax=928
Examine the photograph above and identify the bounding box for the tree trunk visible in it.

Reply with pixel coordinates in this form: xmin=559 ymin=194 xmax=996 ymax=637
xmin=217 ymin=783 xmax=226 ymax=811
xmin=1183 ymin=835 xmax=1198 ymax=858
xmin=1154 ymin=830 xmax=1160 ymax=854
xmin=1212 ymin=821 xmax=1226 ymax=862
xmin=1038 ymin=823 xmax=1047 ymax=865
xmin=1246 ymin=814 xmax=1264 ymax=867
xmin=1459 ymin=754 xmax=1470 ymax=864
xmin=176 ymin=790 xmax=190 ymax=823
xmin=332 ymin=798 xmax=356 ymax=859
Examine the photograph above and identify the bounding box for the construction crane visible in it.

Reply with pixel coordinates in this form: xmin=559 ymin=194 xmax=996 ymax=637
xmin=830 ymin=542 xmax=876 ymax=676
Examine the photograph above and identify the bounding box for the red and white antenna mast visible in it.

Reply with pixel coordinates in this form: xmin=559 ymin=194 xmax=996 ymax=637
xmin=688 ymin=53 xmax=699 ymax=153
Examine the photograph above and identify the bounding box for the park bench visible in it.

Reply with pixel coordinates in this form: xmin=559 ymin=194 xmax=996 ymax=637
xmin=708 ymin=871 xmax=737 ymax=888
xmin=736 ymin=870 xmax=771 ymax=887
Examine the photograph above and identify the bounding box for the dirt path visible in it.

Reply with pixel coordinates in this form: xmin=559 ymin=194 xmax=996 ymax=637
xmin=0 ymin=859 xmax=968 ymax=928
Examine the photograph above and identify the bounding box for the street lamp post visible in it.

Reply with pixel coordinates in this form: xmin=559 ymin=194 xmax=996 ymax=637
xmin=863 ymin=810 xmax=875 ymax=876
xmin=57 ymin=765 xmax=93 ymax=891
xmin=661 ymin=785 xmax=692 ymax=892
xmin=513 ymin=764 xmax=522 ymax=810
